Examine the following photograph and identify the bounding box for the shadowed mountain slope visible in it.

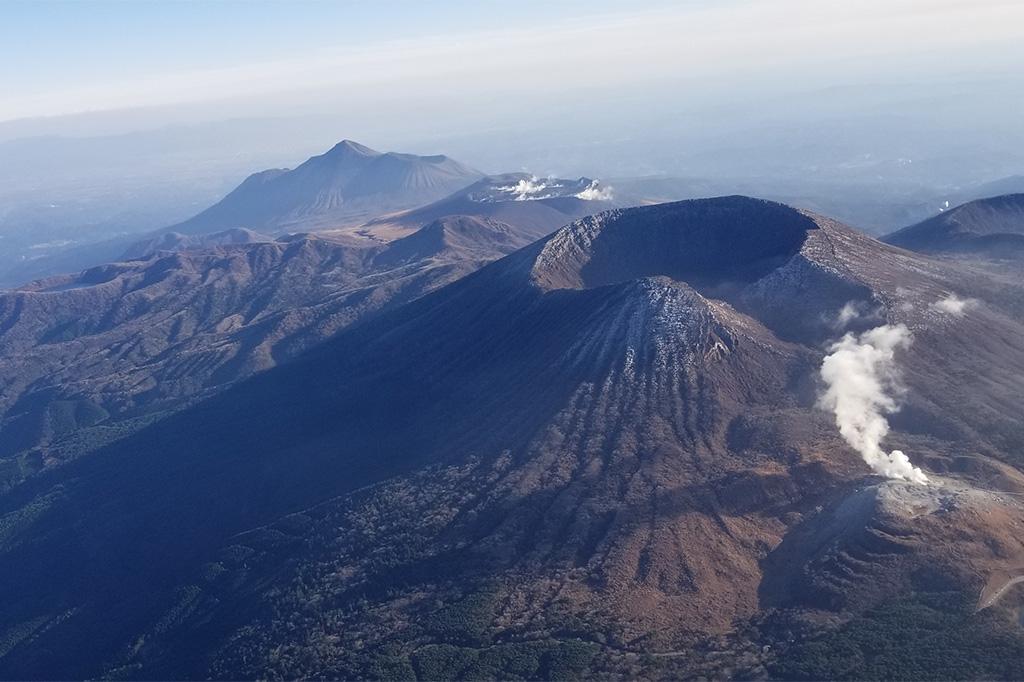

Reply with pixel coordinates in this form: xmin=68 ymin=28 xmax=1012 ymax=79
xmin=1 ymin=198 xmax=1023 ymax=679
xmin=0 ymin=216 xmax=527 ymax=484
xmin=375 ymin=215 xmax=531 ymax=265
xmin=885 ymin=194 xmax=1024 ymax=258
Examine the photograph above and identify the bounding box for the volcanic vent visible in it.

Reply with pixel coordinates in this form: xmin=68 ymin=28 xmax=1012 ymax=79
xmin=530 ymin=196 xmax=816 ymax=294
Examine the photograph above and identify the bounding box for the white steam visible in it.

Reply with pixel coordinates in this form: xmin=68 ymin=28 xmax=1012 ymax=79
xmin=819 ymin=323 xmax=928 ymax=484
xmin=930 ymin=293 xmax=977 ymax=317
xmin=575 ymin=180 xmax=614 ymax=201
xmin=494 ymin=176 xmax=612 ymax=202
xmin=500 ymin=176 xmax=552 ymax=201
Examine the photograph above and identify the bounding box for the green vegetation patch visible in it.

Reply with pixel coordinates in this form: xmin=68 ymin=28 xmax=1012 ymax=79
xmin=424 ymin=589 xmax=498 ymax=646
xmin=771 ymin=591 xmax=1024 ymax=680
xmin=412 ymin=639 xmax=599 ymax=681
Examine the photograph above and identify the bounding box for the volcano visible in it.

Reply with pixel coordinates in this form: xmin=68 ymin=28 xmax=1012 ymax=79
xmin=1 ymin=197 xmax=1023 ymax=679
xmin=157 ymin=140 xmax=483 ymax=237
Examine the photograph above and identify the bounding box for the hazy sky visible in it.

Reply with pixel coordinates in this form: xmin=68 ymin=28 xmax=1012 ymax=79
xmin=3 ymin=0 xmax=1023 ymax=124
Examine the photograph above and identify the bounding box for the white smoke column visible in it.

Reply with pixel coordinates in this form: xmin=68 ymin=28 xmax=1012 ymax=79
xmin=819 ymin=324 xmax=929 ymax=484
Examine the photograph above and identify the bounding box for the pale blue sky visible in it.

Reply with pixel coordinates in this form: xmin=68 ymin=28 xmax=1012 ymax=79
xmin=1 ymin=0 xmax=1021 ymax=125
xmin=1 ymin=0 xmax=680 ymax=102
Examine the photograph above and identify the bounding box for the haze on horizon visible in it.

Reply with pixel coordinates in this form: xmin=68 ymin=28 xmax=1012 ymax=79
xmin=4 ymin=0 xmax=1023 ymax=144
xmin=1 ymin=0 xmax=1023 ymax=286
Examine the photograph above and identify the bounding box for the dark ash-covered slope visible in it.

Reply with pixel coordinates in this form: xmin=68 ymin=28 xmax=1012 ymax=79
xmin=1 ymin=198 xmax=1023 ymax=679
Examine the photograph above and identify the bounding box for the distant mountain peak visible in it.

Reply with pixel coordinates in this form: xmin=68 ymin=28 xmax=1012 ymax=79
xmin=153 ymin=140 xmax=483 ymax=237
xmin=323 ymin=139 xmax=381 ymax=158
xmin=885 ymin=193 xmax=1024 ymax=257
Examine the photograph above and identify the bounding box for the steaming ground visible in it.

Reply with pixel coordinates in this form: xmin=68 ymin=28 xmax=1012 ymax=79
xmin=877 ymin=475 xmax=1024 ymax=610
xmin=764 ymin=469 xmax=1024 ymax=627
xmin=877 ymin=475 xmax=1017 ymax=519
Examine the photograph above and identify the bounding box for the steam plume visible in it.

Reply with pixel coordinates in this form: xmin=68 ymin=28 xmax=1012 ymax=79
xmin=819 ymin=324 xmax=928 ymax=484
xmin=496 ymin=176 xmax=554 ymax=200
xmin=575 ymin=180 xmax=614 ymax=201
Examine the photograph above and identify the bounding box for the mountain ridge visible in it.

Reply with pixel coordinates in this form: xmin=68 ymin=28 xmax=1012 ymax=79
xmin=885 ymin=193 xmax=1024 ymax=258
xmin=0 ymin=215 xmax=529 ymax=481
